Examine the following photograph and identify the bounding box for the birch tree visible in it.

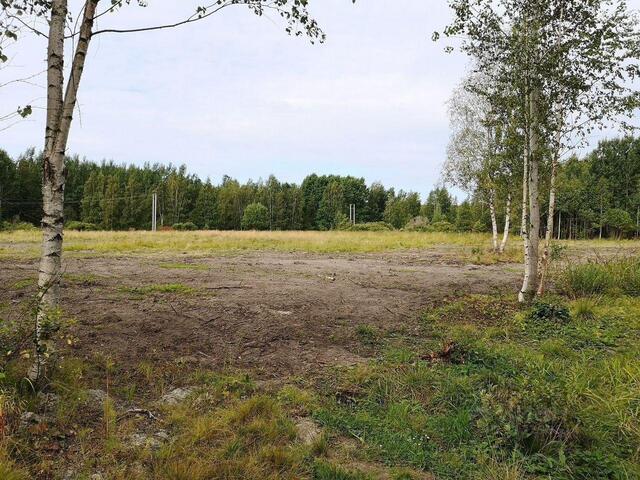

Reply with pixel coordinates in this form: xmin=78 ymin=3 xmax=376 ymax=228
xmin=437 ymin=0 xmax=640 ymax=302
xmin=4 ymin=0 xmax=333 ymax=382
xmin=444 ymin=75 xmax=517 ymax=253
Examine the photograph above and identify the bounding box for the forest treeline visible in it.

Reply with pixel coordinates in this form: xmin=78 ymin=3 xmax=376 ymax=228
xmin=1 ymin=136 xmax=639 ymax=237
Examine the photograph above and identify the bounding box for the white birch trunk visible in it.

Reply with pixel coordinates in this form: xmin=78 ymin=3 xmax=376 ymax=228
xmin=499 ymin=193 xmax=511 ymax=254
xmin=519 ymin=88 xmax=542 ymax=303
xmin=525 ymin=89 xmax=541 ymax=299
xmin=537 ymin=125 xmax=561 ymax=297
xmin=34 ymin=0 xmax=99 ymax=381
xmin=489 ymin=188 xmax=499 ymax=252
xmin=557 ymin=210 xmax=561 ymax=240
xmin=33 ymin=0 xmax=67 ymax=381
xmin=518 ymin=140 xmax=530 ymax=304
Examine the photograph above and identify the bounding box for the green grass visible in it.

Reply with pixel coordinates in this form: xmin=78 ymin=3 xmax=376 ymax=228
xmin=557 ymin=257 xmax=640 ymax=298
xmin=10 ymin=279 xmax=34 ymax=290
xmin=118 ymin=283 xmax=196 ymax=295
xmin=312 ymin=461 xmax=373 ymax=479
xmin=355 ymin=325 xmax=380 ymax=347
xmin=314 ymin=295 xmax=640 ymax=479
xmin=63 ymin=273 xmax=102 ymax=284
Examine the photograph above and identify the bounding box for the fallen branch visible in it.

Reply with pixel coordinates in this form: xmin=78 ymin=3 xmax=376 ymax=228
xmin=118 ymin=408 xmax=159 ymax=421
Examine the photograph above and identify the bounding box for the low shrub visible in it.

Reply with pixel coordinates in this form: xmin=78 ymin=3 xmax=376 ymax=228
xmin=65 ymin=220 xmax=98 ymax=231
xmin=427 ymin=221 xmax=455 ymax=232
xmin=0 ymin=221 xmax=37 ymax=231
xmin=349 ymin=222 xmax=394 ymax=232
xmin=172 ymin=222 xmax=197 ymax=231
xmin=528 ymin=301 xmax=571 ymax=324
xmin=402 ymin=220 xmax=455 ymax=233
xmin=471 ymin=220 xmax=488 ymax=233
xmin=404 ymin=216 xmax=430 ymax=231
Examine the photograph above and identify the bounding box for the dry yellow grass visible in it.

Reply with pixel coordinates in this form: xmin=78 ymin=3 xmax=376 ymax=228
xmin=0 ymin=229 xmax=503 ymax=254
xmin=0 ymin=229 xmax=637 ymax=262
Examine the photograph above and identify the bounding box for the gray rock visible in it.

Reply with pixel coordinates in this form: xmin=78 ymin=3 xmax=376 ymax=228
xmin=86 ymin=389 xmax=107 ymax=403
xmin=160 ymin=387 xmax=193 ymax=405
xmin=129 ymin=433 xmax=162 ymax=450
xmin=20 ymin=411 xmax=44 ymax=427
xmin=295 ymin=418 xmax=322 ymax=446
xmin=37 ymin=392 xmax=60 ymax=411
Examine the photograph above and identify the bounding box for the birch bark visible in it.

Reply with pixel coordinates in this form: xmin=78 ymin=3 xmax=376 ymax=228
xmin=518 ymin=138 xmax=530 ymax=303
xmin=525 ymin=88 xmax=541 ymax=299
xmin=537 ymin=124 xmax=561 ymax=296
xmin=489 ymin=188 xmax=499 ymax=252
xmin=499 ymin=193 xmax=511 ymax=253
xmin=35 ymin=0 xmax=99 ymax=381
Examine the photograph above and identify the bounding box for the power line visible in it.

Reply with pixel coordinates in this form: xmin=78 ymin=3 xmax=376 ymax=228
xmin=1 ymin=192 xmax=154 ymax=206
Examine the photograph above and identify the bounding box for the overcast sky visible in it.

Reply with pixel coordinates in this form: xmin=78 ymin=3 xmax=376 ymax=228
xmin=2 ymin=0 xmax=639 ymax=200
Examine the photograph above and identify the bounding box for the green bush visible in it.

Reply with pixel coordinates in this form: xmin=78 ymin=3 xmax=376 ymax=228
xmin=334 ymin=212 xmax=351 ymax=231
xmin=404 ymin=216 xmax=430 ymax=231
xmin=471 ymin=220 xmax=488 ymax=233
xmin=0 ymin=221 xmax=37 ymax=231
xmin=66 ymin=220 xmax=98 ymax=231
xmin=427 ymin=220 xmax=455 ymax=232
xmin=528 ymin=301 xmax=571 ymax=324
xmin=173 ymin=222 xmax=198 ymax=231
xmin=401 ymin=220 xmax=455 ymax=233
xmin=241 ymin=202 xmax=269 ymax=230
xmin=349 ymin=222 xmax=394 ymax=232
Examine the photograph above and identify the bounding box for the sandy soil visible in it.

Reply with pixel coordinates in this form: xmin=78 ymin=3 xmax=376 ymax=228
xmin=2 ymin=250 xmax=522 ymax=378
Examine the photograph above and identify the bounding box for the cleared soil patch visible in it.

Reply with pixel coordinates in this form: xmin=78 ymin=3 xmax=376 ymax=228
xmin=2 ymin=249 xmax=521 ymax=378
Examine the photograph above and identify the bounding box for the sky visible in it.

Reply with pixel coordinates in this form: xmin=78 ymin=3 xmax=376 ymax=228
xmin=2 ymin=0 xmax=639 ymax=200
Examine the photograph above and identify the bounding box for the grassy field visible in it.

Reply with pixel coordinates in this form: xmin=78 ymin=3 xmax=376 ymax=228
xmin=1 ymin=229 xmax=638 ymax=264
xmin=0 ymin=229 xmax=517 ymax=256
xmin=1 ymin=231 xmax=640 ymax=479
xmin=3 ymin=228 xmax=638 ymax=251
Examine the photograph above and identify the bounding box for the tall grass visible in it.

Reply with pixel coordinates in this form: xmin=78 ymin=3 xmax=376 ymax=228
xmin=0 ymin=230 xmax=522 ymax=263
xmin=558 ymin=257 xmax=640 ymax=297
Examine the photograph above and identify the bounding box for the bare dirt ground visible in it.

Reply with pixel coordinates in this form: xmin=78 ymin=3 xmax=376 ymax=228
xmin=2 ymin=250 xmax=522 ymax=379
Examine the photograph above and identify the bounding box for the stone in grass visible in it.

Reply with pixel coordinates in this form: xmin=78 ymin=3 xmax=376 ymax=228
xmin=63 ymin=470 xmax=104 ymax=480
xmin=20 ymin=411 xmax=45 ymax=428
xmin=295 ymin=418 xmax=322 ymax=446
xmin=160 ymin=387 xmax=194 ymax=406
xmin=85 ymin=389 xmax=108 ymax=405
xmin=37 ymin=392 xmax=60 ymax=411
xmin=129 ymin=433 xmax=162 ymax=450
xmin=129 ymin=430 xmax=170 ymax=450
